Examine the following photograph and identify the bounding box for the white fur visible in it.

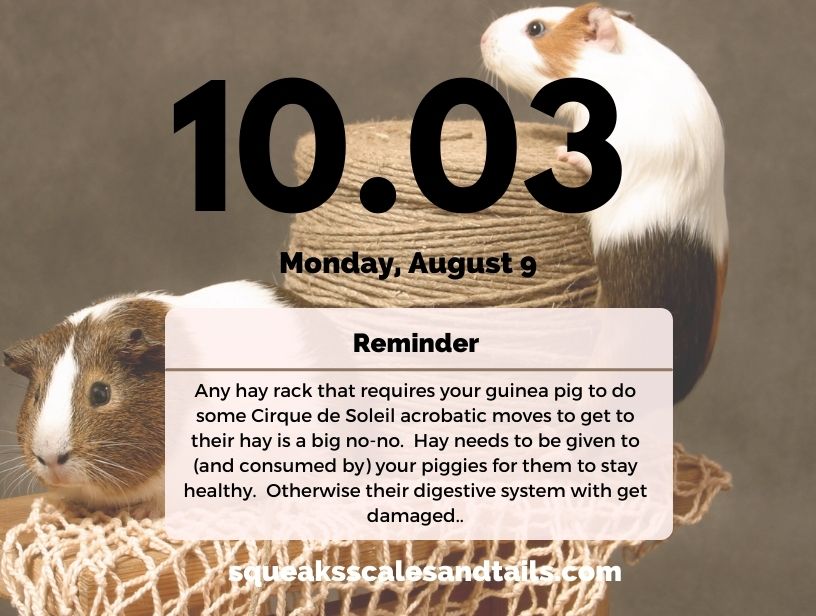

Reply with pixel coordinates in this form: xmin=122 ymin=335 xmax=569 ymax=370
xmin=177 ymin=280 xmax=285 ymax=308
xmin=482 ymin=7 xmax=728 ymax=260
xmin=33 ymin=341 xmax=76 ymax=476
xmin=481 ymin=8 xmax=570 ymax=94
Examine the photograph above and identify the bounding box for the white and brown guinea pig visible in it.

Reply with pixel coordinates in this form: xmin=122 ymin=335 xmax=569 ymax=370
xmin=2 ymin=280 xmax=305 ymax=515
xmin=482 ymin=3 xmax=729 ymax=403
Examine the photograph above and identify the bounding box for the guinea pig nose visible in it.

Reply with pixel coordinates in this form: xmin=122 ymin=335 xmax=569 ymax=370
xmin=34 ymin=450 xmax=71 ymax=466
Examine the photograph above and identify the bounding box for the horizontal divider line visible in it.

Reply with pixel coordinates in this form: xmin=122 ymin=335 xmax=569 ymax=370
xmin=165 ymin=367 xmax=672 ymax=372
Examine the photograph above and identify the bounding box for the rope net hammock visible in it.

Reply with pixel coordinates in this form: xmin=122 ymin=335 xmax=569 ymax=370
xmin=1 ymin=445 xmax=730 ymax=615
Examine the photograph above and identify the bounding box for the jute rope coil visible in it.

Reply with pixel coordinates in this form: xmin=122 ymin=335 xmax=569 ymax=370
xmin=285 ymin=120 xmax=597 ymax=307
xmin=1 ymin=445 xmax=731 ymax=616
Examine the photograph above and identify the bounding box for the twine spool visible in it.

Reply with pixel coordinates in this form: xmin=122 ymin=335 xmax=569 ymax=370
xmin=284 ymin=120 xmax=598 ymax=307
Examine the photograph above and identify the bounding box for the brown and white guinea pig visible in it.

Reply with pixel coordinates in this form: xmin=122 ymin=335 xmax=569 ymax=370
xmin=481 ymin=3 xmax=729 ymax=403
xmin=2 ymin=280 xmax=305 ymax=515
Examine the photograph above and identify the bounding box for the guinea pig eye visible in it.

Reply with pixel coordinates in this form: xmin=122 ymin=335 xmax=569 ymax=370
xmin=526 ymin=20 xmax=545 ymax=38
xmin=89 ymin=382 xmax=111 ymax=407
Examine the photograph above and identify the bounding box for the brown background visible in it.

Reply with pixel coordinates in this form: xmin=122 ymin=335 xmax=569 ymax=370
xmin=0 ymin=1 xmax=813 ymax=614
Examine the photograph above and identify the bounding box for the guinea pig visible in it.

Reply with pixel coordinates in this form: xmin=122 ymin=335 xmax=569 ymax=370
xmin=2 ymin=280 xmax=305 ymax=516
xmin=481 ymin=4 xmax=728 ymax=403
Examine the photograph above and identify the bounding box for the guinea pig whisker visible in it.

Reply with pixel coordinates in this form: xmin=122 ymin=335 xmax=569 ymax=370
xmin=83 ymin=466 xmax=118 ymax=493
xmin=106 ymin=473 xmax=136 ymax=502
xmin=2 ymin=465 xmax=28 ymax=496
xmin=86 ymin=440 xmax=131 ymax=445
xmin=0 ymin=455 xmax=26 ymax=469
xmin=94 ymin=458 xmax=147 ymax=479
xmin=83 ymin=460 xmax=120 ymax=484
xmin=88 ymin=441 xmax=147 ymax=451
xmin=0 ymin=465 xmax=26 ymax=478
xmin=88 ymin=448 xmax=163 ymax=474
xmin=87 ymin=440 xmax=153 ymax=451
xmin=84 ymin=459 xmax=128 ymax=492
xmin=3 ymin=465 xmax=32 ymax=497
xmin=2 ymin=472 xmax=23 ymax=497
xmin=87 ymin=454 xmax=148 ymax=481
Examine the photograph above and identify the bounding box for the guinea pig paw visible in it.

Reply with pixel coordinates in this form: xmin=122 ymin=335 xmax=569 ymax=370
xmin=556 ymin=146 xmax=592 ymax=177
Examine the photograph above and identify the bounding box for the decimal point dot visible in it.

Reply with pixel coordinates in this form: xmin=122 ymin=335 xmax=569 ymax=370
xmin=360 ymin=177 xmax=396 ymax=213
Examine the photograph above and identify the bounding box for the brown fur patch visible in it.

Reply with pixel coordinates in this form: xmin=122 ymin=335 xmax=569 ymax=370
xmin=595 ymin=229 xmax=721 ymax=403
xmin=534 ymin=3 xmax=600 ymax=78
xmin=67 ymin=298 xmax=169 ymax=497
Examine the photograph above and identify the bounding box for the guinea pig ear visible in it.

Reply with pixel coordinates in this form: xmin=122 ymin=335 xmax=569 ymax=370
xmin=3 ymin=339 xmax=35 ymax=378
xmin=586 ymin=7 xmax=622 ymax=52
xmin=117 ymin=327 xmax=165 ymax=371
